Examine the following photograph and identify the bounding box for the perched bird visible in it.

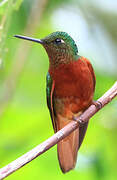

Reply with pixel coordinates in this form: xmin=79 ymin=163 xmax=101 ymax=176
xmin=14 ymin=32 xmax=96 ymax=173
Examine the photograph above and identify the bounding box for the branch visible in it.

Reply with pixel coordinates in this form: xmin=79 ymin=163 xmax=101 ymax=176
xmin=0 ymin=82 xmax=117 ymax=179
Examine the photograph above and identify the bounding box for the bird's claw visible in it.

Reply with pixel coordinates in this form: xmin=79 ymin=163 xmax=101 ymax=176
xmin=92 ymin=100 xmax=102 ymax=109
xmin=73 ymin=116 xmax=85 ymax=127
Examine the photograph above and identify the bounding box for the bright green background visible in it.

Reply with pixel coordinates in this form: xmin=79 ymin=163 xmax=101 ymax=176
xmin=0 ymin=0 xmax=117 ymax=179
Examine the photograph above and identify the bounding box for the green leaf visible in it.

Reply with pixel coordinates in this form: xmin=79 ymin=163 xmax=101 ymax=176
xmin=13 ymin=0 xmax=23 ymax=10
xmin=0 ymin=0 xmax=9 ymax=15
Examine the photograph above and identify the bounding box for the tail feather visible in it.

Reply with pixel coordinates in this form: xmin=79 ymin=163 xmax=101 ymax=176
xmin=56 ymin=114 xmax=79 ymax=173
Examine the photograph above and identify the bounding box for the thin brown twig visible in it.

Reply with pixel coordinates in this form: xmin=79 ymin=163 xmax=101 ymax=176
xmin=0 ymin=81 xmax=117 ymax=179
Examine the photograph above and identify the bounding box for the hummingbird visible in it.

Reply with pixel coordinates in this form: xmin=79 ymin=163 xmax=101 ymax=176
xmin=14 ymin=31 xmax=96 ymax=173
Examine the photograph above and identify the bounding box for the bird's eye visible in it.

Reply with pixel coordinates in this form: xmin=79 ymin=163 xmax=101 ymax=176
xmin=54 ymin=38 xmax=64 ymax=44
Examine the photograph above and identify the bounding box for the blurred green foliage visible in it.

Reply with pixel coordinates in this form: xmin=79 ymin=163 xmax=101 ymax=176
xmin=0 ymin=0 xmax=117 ymax=179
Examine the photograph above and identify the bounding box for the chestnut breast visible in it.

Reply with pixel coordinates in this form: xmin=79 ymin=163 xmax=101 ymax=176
xmin=49 ymin=59 xmax=94 ymax=102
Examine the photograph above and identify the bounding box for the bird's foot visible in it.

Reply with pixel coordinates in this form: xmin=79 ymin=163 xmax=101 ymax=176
xmin=92 ymin=100 xmax=102 ymax=109
xmin=73 ymin=115 xmax=85 ymax=127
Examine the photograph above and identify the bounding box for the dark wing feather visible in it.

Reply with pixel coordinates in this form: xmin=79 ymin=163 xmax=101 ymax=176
xmin=79 ymin=121 xmax=89 ymax=149
xmin=46 ymin=72 xmax=57 ymax=132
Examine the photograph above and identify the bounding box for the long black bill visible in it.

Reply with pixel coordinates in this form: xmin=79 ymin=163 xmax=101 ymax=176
xmin=14 ymin=35 xmax=43 ymax=44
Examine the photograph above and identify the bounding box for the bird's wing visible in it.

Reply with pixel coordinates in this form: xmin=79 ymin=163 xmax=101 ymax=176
xmin=82 ymin=57 xmax=96 ymax=90
xmin=78 ymin=57 xmax=96 ymax=149
xmin=46 ymin=72 xmax=57 ymax=132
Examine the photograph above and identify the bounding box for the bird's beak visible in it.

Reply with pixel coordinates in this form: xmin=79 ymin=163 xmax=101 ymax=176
xmin=14 ymin=35 xmax=44 ymax=44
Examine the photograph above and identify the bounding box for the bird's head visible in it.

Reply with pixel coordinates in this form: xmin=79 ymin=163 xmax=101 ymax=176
xmin=14 ymin=31 xmax=79 ymax=67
